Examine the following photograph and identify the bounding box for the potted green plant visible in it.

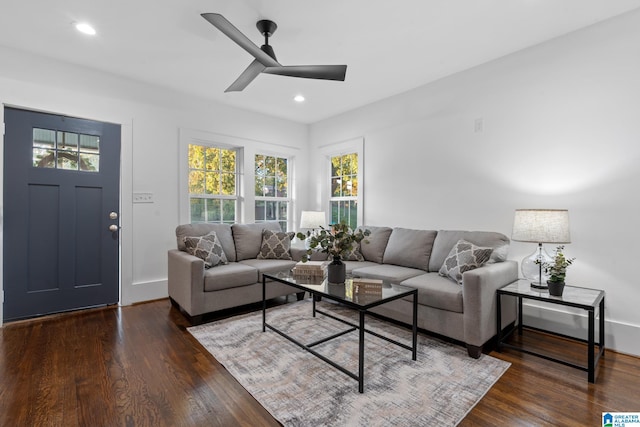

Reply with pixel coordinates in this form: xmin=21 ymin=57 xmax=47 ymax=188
xmin=537 ymin=245 xmax=575 ymax=296
xmin=297 ymin=223 xmax=370 ymax=283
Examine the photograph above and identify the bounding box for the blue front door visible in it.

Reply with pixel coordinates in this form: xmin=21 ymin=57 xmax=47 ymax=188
xmin=3 ymin=107 xmax=121 ymax=321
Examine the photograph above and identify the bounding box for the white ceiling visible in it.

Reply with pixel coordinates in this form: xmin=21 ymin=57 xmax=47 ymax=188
xmin=1 ymin=0 xmax=640 ymax=124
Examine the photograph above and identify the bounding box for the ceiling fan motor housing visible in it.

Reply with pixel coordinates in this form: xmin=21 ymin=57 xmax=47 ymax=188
xmin=260 ymin=44 xmax=277 ymax=61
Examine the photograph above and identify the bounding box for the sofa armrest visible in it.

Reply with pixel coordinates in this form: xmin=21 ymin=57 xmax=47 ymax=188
xmin=461 ymin=260 xmax=518 ymax=347
xmin=168 ymin=249 xmax=205 ymax=316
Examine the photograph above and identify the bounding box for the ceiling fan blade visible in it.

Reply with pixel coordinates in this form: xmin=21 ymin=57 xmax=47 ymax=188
xmin=263 ymin=65 xmax=347 ymax=81
xmin=201 ymin=13 xmax=280 ymax=68
xmin=225 ymin=59 xmax=266 ymax=92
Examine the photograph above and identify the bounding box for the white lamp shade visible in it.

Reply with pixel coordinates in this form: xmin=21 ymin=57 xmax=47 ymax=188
xmin=300 ymin=211 xmax=326 ymax=229
xmin=511 ymin=209 xmax=571 ymax=243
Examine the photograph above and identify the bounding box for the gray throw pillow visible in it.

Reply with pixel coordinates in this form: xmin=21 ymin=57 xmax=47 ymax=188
xmin=257 ymin=229 xmax=295 ymax=260
xmin=183 ymin=231 xmax=228 ymax=268
xmin=439 ymin=239 xmax=493 ymax=284
xmin=327 ymin=243 xmax=364 ymax=261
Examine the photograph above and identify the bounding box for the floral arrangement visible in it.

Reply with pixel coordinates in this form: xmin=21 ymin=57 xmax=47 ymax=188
xmin=296 ymin=222 xmax=370 ymax=262
xmin=537 ymin=245 xmax=575 ymax=284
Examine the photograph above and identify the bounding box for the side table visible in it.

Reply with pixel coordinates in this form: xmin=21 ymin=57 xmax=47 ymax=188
xmin=496 ymin=279 xmax=605 ymax=383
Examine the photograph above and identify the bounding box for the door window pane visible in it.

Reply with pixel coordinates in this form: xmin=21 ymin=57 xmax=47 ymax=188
xmin=79 ymin=134 xmax=100 ymax=154
xmin=57 ymin=151 xmax=78 ymax=170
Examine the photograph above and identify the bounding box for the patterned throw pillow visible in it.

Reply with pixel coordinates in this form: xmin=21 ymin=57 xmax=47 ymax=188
xmin=439 ymin=239 xmax=493 ymax=284
xmin=330 ymin=243 xmax=364 ymax=261
xmin=183 ymin=231 xmax=228 ymax=268
xmin=257 ymin=229 xmax=295 ymax=260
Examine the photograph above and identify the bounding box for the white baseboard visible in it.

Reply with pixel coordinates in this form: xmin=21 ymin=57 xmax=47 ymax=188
xmin=122 ymin=279 xmax=168 ymax=306
xmin=522 ymin=302 xmax=640 ymax=357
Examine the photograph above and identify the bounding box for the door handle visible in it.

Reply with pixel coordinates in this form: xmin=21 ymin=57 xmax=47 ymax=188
xmin=109 ymin=224 xmax=120 ymax=232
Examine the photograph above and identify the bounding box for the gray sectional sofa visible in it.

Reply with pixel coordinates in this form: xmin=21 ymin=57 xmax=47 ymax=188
xmin=168 ymin=222 xmax=518 ymax=358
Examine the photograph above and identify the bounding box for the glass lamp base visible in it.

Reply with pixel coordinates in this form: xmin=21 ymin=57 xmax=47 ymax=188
xmin=521 ymin=244 xmax=552 ymax=289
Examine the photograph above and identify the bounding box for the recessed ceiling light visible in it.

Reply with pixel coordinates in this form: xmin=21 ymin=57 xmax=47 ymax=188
xmin=75 ymin=22 xmax=96 ymax=36
xmin=294 ymin=95 xmax=305 ymax=103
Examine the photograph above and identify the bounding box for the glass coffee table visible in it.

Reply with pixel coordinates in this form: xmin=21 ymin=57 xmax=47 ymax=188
xmin=262 ymin=272 xmax=418 ymax=393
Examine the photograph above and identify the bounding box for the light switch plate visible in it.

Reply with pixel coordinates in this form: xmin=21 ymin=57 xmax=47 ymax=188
xmin=133 ymin=192 xmax=154 ymax=203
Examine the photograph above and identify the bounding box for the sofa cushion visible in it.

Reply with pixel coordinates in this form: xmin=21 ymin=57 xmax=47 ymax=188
xmin=239 ymin=259 xmax=298 ymax=282
xmin=203 ymin=262 xmax=258 ymax=292
xmin=439 ymin=240 xmax=493 ymax=284
xmin=343 ymin=260 xmax=379 ymax=274
xmin=232 ymin=222 xmax=282 ymax=261
xmin=357 ymin=226 xmax=392 ymax=263
xmin=183 ymin=231 xmax=228 ymax=268
xmin=352 ymin=264 xmax=425 ymax=283
xmin=429 ymin=230 xmax=509 ymax=272
xmin=257 ymin=229 xmax=295 ymax=260
xmin=400 ymin=273 xmax=464 ymax=313
xmin=176 ymin=223 xmax=236 ymax=262
xmin=291 ymin=248 xmax=329 ymax=262
xmin=382 ymin=228 xmax=437 ymax=270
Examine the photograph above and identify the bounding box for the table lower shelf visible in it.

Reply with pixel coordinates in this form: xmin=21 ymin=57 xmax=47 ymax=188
xmin=497 ymin=325 xmax=604 ymax=381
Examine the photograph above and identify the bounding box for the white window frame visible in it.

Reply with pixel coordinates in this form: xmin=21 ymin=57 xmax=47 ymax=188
xmin=254 ymin=153 xmax=292 ymax=231
xmin=178 ymin=129 xmax=244 ymax=225
xmin=318 ymin=137 xmax=364 ymax=227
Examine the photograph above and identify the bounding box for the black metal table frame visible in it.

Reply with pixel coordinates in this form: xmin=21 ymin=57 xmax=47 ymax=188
xmin=496 ymin=285 xmax=605 ymax=383
xmin=262 ymin=274 xmax=418 ymax=393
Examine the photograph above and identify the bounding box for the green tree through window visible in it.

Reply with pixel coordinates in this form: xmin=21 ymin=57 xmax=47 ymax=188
xmin=330 ymin=153 xmax=358 ymax=228
xmin=255 ymin=154 xmax=289 ymax=230
xmin=188 ymin=144 xmax=238 ymax=223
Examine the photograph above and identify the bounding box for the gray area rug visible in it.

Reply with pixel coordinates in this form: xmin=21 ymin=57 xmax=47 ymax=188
xmin=189 ymin=299 xmax=509 ymax=426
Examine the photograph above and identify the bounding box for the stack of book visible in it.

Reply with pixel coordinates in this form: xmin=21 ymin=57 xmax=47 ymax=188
xmin=352 ymin=278 xmax=383 ymax=297
xmin=292 ymin=261 xmax=328 ymax=279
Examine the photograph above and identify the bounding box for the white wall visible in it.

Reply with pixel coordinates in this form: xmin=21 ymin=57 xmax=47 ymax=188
xmin=0 ymin=45 xmax=308 ymax=318
xmin=309 ymin=10 xmax=640 ymax=356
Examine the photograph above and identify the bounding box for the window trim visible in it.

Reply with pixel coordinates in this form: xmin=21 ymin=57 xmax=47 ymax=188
xmin=318 ymin=137 xmax=364 ymax=227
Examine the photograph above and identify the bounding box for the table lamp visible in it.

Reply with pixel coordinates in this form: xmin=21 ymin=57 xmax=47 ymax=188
xmin=511 ymin=209 xmax=571 ymax=289
xmin=300 ymin=211 xmax=326 ymax=249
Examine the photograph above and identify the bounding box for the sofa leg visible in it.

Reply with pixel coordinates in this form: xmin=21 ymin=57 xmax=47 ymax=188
xmin=189 ymin=314 xmax=205 ymax=326
xmin=466 ymin=344 xmax=482 ymax=359
xmin=296 ymin=292 xmax=306 ymax=301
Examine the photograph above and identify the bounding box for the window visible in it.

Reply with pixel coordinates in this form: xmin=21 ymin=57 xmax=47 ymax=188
xmin=255 ymin=154 xmax=289 ymax=230
xmin=330 ymin=152 xmax=359 ymax=228
xmin=32 ymin=128 xmax=100 ymax=172
xmin=188 ymin=144 xmax=238 ymax=223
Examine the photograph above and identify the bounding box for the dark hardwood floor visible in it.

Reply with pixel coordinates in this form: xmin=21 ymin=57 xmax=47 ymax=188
xmin=1 ymin=298 xmax=638 ymax=426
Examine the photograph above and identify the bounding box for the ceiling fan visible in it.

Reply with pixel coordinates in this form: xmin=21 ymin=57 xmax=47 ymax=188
xmin=201 ymin=13 xmax=347 ymax=92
